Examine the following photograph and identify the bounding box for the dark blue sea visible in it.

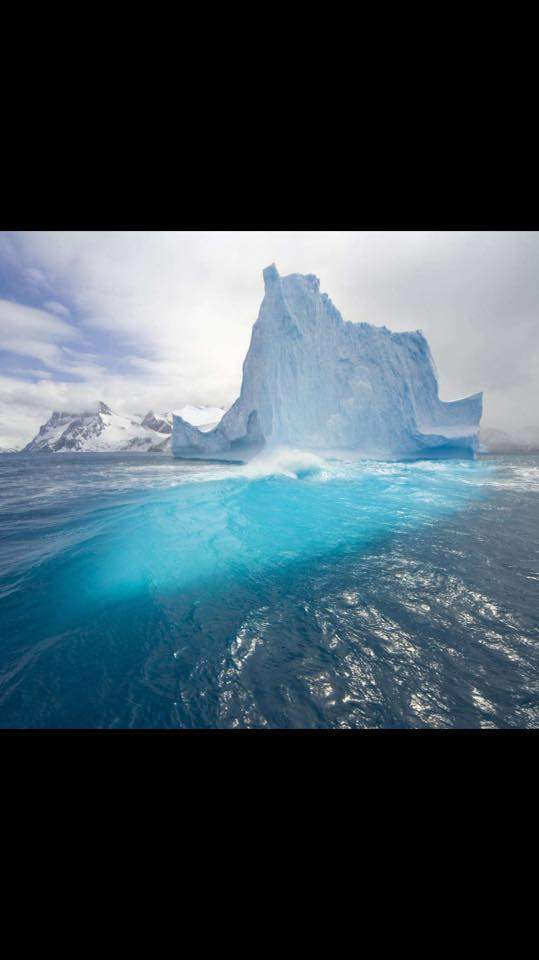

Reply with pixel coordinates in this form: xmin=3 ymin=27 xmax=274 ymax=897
xmin=0 ymin=450 xmax=537 ymax=728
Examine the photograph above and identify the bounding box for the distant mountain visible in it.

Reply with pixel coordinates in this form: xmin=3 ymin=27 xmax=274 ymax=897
xmin=23 ymin=402 xmax=224 ymax=453
xmin=480 ymin=427 xmax=539 ymax=454
xmin=23 ymin=402 xmax=167 ymax=453
xmin=140 ymin=407 xmax=224 ymax=436
xmin=0 ymin=446 xmax=20 ymax=454
xmin=141 ymin=411 xmax=173 ymax=435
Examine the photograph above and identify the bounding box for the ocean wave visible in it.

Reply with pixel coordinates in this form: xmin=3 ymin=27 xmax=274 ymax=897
xmin=1 ymin=451 xmax=537 ymax=728
xmin=241 ymin=447 xmax=326 ymax=480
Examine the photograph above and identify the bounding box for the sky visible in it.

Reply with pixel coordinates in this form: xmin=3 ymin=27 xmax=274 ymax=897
xmin=0 ymin=231 xmax=537 ymax=447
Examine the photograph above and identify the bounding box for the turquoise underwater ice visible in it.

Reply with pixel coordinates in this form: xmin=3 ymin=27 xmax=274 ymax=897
xmin=0 ymin=451 xmax=537 ymax=728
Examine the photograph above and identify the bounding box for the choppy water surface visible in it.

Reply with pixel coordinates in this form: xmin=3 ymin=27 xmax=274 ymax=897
xmin=0 ymin=450 xmax=537 ymax=728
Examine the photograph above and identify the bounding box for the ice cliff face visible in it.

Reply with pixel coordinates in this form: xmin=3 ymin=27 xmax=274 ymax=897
xmin=172 ymin=264 xmax=482 ymax=461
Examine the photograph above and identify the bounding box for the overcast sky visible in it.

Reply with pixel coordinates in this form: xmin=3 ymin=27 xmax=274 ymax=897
xmin=0 ymin=231 xmax=537 ymax=446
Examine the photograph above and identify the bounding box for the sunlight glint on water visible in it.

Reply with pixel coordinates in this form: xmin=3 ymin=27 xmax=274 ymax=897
xmin=0 ymin=451 xmax=537 ymax=728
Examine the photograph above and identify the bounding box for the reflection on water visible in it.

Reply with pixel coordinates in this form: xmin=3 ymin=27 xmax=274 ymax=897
xmin=0 ymin=451 xmax=537 ymax=728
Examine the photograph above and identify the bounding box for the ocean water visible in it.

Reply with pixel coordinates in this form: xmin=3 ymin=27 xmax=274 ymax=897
xmin=0 ymin=450 xmax=537 ymax=729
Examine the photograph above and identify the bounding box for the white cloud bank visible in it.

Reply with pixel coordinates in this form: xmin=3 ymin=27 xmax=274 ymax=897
xmin=0 ymin=231 xmax=538 ymax=447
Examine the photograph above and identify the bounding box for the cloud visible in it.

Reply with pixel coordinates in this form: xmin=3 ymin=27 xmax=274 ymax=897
xmin=0 ymin=230 xmax=538 ymax=446
xmin=42 ymin=300 xmax=71 ymax=318
xmin=0 ymin=298 xmax=75 ymax=341
xmin=0 ymin=297 xmax=110 ymax=381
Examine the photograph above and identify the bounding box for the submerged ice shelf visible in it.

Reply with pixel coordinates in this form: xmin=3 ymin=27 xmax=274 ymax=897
xmin=1 ymin=449 xmax=537 ymax=729
xmin=172 ymin=264 xmax=482 ymax=462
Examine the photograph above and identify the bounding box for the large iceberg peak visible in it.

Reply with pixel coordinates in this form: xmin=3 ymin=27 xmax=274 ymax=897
xmin=172 ymin=265 xmax=483 ymax=462
xmin=262 ymin=262 xmax=280 ymax=289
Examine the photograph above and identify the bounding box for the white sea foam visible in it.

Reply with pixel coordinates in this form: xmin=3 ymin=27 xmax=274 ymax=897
xmin=241 ymin=447 xmax=326 ymax=480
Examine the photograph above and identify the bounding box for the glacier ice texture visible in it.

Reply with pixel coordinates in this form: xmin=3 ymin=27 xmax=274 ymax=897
xmin=172 ymin=264 xmax=483 ymax=462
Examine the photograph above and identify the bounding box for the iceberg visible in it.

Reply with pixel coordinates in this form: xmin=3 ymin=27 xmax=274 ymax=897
xmin=172 ymin=264 xmax=482 ymax=462
xmin=172 ymin=405 xmax=224 ymax=432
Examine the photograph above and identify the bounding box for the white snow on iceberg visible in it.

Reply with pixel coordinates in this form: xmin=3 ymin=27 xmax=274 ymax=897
xmin=172 ymin=264 xmax=482 ymax=462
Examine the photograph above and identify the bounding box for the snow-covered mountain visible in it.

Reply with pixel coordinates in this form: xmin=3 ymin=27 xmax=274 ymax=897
xmin=23 ymin=402 xmax=168 ymax=453
xmin=172 ymin=264 xmax=482 ymax=461
xmin=23 ymin=403 xmax=224 ymax=454
xmin=141 ymin=411 xmax=173 ymax=435
xmin=480 ymin=426 xmax=539 ymax=453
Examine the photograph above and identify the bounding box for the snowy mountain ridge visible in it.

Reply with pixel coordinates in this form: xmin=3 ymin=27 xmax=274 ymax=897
xmin=23 ymin=403 xmax=224 ymax=453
